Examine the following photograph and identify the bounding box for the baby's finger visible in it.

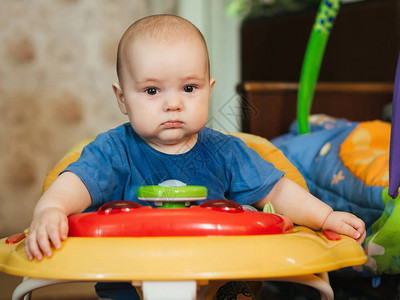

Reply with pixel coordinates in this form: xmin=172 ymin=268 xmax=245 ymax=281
xmin=350 ymin=217 xmax=365 ymax=232
xmin=357 ymin=230 xmax=367 ymax=245
xmin=47 ymin=223 xmax=62 ymax=251
xmin=25 ymin=232 xmax=43 ymax=261
xmin=337 ymin=222 xmax=361 ymax=240
xmin=25 ymin=235 xmax=34 ymax=261
xmin=36 ymin=228 xmax=53 ymax=258
xmin=59 ymin=218 xmax=69 ymax=241
xmin=25 ymin=246 xmax=32 ymax=261
xmin=347 ymin=217 xmax=366 ymax=243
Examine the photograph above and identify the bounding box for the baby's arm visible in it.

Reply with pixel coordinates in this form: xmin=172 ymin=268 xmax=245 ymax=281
xmin=255 ymin=176 xmax=366 ymax=244
xmin=25 ymin=172 xmax=91 ymax=261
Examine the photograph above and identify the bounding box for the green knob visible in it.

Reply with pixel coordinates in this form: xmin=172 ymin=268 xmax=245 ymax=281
xmin=137 ymin=180 xmax=207 ymax=208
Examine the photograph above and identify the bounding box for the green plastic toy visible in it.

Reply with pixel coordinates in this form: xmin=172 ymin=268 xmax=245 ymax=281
xmin=297 ymin=0 xmax=341 ymax=134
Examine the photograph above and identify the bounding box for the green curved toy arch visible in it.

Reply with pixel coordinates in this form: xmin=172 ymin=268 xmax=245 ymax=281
xmin=297 ymin=0 xmax=341 ymax=134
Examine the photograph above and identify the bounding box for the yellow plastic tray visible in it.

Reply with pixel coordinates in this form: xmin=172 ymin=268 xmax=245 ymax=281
xmin=0 ymin=226 xmax=366 ymax=281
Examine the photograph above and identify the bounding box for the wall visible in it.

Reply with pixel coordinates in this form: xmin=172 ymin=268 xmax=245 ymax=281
xmin=179 ymin=0 xmax=242 ymax=132
xmin=0 ymin=0 xmax=178 ymax=235
xmin=241 ymin=0 xmax=399 ymax=82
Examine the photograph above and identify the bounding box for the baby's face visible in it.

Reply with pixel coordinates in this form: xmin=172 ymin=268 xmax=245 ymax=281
xmin=115 ymin=38 xmax=215 ymax=153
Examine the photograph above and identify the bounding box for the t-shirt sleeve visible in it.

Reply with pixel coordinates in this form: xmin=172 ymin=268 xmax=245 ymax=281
xmin=227 ymin=137 xmax=285 ymax=206
xmin=62 ymin=133 xmax=126 ymax=210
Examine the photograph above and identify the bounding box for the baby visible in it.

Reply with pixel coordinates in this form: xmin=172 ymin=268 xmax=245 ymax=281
xmin=25 ymin=14 xmax=365 ymax=298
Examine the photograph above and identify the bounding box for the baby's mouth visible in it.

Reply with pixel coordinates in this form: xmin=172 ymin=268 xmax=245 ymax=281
xmin=162 ymin=120 xmax=183 ymax=128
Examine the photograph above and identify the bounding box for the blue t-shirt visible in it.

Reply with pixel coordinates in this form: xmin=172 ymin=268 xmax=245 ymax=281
xmin=64 ymin=124 xmax=284 ymax=210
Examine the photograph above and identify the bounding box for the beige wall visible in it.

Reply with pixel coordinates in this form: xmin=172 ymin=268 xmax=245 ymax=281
xmin=0 ymin=0 xmax=178 ymax=236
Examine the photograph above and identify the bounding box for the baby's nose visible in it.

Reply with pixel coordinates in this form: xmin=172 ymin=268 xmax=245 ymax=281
xmin=163 ymin=93 xmax=183 ymax=111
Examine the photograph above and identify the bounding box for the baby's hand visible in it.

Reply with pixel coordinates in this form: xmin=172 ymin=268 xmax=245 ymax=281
xmin=25 ymin=207 xmax=69 ymax=261
xmin=322 ymin=211 xmax=366 ymax=244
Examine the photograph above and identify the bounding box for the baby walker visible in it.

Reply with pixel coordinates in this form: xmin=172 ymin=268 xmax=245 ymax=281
xmin=0 ymin=180 xmax=366 ymax=300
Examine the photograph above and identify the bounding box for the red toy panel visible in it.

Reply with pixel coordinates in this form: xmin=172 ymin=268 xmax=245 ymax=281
xmin=68 ymin=200 xmax=293 ymax=237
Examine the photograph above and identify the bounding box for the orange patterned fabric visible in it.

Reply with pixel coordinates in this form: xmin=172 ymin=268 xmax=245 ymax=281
xmin=340 ymin=121 xmax=390 ymax=187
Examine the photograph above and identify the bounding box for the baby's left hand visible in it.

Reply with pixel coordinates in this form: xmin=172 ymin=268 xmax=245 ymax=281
xmin=322 ymin=211 xmax=366 ymax=244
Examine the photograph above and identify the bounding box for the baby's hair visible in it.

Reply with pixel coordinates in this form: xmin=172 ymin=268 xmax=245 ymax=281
xmin=116 ymin=14 xmax=210 ymax=82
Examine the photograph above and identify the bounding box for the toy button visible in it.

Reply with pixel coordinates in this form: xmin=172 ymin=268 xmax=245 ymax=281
xmin=323 ymin=230 xmax=341 ymax=241
xmin=6 ymin=233 xmax=26 ymax=244
xmin=98 ymin=201 xmax=142 ymax=214
xmin=200 ymin=200 xmax=243 ymax=213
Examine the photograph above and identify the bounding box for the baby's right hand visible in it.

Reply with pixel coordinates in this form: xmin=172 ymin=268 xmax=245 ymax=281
xmin=25 ymin=207 xmax=69 ymax=261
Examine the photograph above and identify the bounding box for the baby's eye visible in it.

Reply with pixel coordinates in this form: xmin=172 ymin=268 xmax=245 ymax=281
xmin=183 ymin=85 xmax=196 ymax=93
xmin=145 ymin=87 xmax=158 ymax=95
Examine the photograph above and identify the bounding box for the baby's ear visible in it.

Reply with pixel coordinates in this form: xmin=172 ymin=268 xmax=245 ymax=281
xmin=112 ymin=82 xmax=128 ymax=115
xmin=210 ymin=78 xmax=216 ymax=90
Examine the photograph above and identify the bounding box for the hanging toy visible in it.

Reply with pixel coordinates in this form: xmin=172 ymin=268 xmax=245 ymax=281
xmin=297 ymin=0 xmax=341 ymax=134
